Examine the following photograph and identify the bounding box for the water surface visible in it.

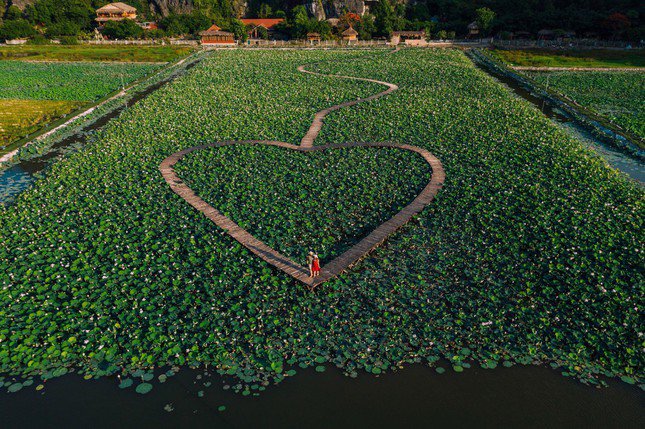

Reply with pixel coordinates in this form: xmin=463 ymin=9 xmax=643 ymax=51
xmin=1 ymin=364 xmax=642 ymax=428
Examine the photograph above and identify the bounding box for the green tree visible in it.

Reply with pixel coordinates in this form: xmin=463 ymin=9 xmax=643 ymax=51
xmin=193 ymin=0 xmax=235 ymax=19
xmin=289 ymin=5 xmax=310 ymax=39
xmin=373 ymin=0 xmax=394 ymax=38
xmin=0 ymin=19 xmax=36 ymax=40
xmin=476 ymin=7 xmax=495 ymax=35
xmin=5 ymin=5 xmax=21 ymax=20
xmin=27 ymin=0 xmax=94 ymax=31
xmin=258 ymin=3 xmax=272 ymax=18
xmin=356 ymin=13 xmax=376 ymax=40
xmin=159 ymin=11 xmax=211 ymax=36
xmin=102 ymin=19 xmax=143 ymax=39
xmin=46 ymin=21 xmax=81 ymax=37
xmin=227 ymin=18 xmax=247 ymax=42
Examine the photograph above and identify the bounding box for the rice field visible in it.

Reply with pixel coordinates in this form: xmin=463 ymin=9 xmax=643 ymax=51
xmin=0 ymin=45 xmax=193 ymax=63
xmin=0 ymin=60 xmax=162 ymax=149
xmin=0 ymin=99 xmax=82 ymax=146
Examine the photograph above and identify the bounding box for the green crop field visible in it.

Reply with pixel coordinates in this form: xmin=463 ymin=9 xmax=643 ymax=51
xmin=0 ymin=61 xmax=161 ymax=102
xmin=0 ymin=49 xmax=642 ymax=393
xmin=0 ymin=45 xmax=193 ymax=63
xmin=0 ymin=60 xmax=161 ymax=150
xmin=493 ymin=48 xmax=645 ymax=68
xmin=527 ymin=70 xmax=645 ymax=140
xmin=176 ymin=145 xmax=432 ymax=263
xmin=0 ymin=99 xmax=83 ymax=146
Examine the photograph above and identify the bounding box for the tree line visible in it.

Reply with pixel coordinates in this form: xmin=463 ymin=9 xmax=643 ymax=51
xmin=0 ymin=0 xmax=642 ymax=43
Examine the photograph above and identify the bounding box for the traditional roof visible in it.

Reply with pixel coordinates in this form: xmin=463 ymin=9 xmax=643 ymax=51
xmin=240 ymin=19 xmax=284 ymax=29
xmin=307 ymin=32 xmax=321 ymax=37
xmin=200 ymin=24 xmax=233 ymax=36
xmin=467 ymin=21 xmax=479 ymax=30
xmin=342 ymin=26 xmax=358 ymax=36
xmin=97 ymin=2 xmax=137 ymax=14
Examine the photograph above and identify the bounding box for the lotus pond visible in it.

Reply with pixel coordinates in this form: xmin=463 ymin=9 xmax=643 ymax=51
xmin=0 ymin=61 xmax=161 ymax=102
xmin=526 ymin=70 xmax=645 ymax=141
xmin=0 ymin=48 xmax=643 ymax=405
xmin=175 ymin=144 xmax=432 ymax=263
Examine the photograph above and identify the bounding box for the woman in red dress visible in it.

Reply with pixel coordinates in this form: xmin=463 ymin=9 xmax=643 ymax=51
xmin=312 ymin=254 xmax=321 ymax=277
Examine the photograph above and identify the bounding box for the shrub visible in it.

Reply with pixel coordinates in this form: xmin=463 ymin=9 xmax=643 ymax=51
xmin=27 ymin=34 xmax=50 ymax=45
xmin=59 ymin=35 xmax=79 ymax=45
xmin=0 ymin=19 xmax=36 ymax=41
xmin=102 ymin=19 xmax=144 ymax=40
xmin=45 ymin=21 xmax=81 ymax=38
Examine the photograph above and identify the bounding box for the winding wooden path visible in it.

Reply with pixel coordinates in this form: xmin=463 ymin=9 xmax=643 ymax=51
xmin=160 ymin=49 xmax=445 ymax=289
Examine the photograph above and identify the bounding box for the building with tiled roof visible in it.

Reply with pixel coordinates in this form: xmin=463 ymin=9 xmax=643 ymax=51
xmin=96 ymin=2 xmax=137 ymax=23
xmin=241 ymin=18 xmax=285 ymax=39
xmin=200 ymin=24 xmax=235 ymax=46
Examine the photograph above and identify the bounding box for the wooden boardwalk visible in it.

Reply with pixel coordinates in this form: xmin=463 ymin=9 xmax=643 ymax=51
xmin=160 ymin=49 xmax=445 ymax=289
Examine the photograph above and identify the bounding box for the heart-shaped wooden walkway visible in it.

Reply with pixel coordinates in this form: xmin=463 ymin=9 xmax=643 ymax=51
xmin=160 ymin=49 xmax=445 ymax=289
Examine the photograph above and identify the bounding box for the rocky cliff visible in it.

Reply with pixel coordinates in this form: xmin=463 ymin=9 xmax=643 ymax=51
xmin=148 ymin=0 xmax=193 ymax=16
xmin=8 ymin=0 xmax=35 ymax=10
xmin=306 ymin=0 xmax=367 ymax=20
xmin=6 ymin=0 xmax=372 ymax=19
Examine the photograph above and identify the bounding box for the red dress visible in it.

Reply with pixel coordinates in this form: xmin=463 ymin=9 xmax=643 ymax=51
xmin=312 ymin=258 xmax=321 ymax=273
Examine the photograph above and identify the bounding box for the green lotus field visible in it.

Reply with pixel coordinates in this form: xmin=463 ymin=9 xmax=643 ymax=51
xmin=527 ymin=70 xmax=645 ymax=141
xmin=0 ymin=48 xmax=642 ymax=393
xmin=0 ymin=61 xmax=161 ymax=102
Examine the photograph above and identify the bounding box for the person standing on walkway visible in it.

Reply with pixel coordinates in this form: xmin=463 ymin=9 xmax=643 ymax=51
xmin=307 ymin=251 xmax=315 ymax=277
xmin=312 ymin=254 xmax=321 ymax=278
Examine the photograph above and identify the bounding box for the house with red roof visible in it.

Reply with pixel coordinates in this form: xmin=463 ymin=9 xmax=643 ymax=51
xmin=241 ymin=18 xmax=285 ymax=39
xmin=199 ymin=24 xmax=235 ymax=46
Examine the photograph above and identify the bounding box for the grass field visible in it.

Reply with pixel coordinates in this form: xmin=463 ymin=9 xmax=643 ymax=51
xmin=493 ymin=48 xmax=645 ymax=68
xmin=0 ymin=99 xmax=83 ymax=146
xmin=0 ymin=45 xmax=193 ymax=63
xmin=0 ymin=60 xmax=161 ymax=149
xmin=527 ymin=70 xmax=645 ymax=140
xmin=0 ymin=49 xmax=641 ymax=390
xmin=0 ymin=61 xmax=161 ymax=102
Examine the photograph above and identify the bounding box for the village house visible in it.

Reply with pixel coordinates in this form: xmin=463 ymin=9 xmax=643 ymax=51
xmin=200 ymin=24 xmax=235 ymax=46
xmin=95 ymin=2 xmax=137 ymax=24
xmin=342 ymin=25 xmax=358 ymax=42
xmin=467 ymin=21 xmax=480 ymax=38
xmin=241 ymin=18 xmax=285 ymax=40
xmin=138 ymin=22 xmax=158 ymax=31
xmin=307 ymin=32 xmax=321 ymax=43
xmin=391 ymin=30 xmax=426 ymax=45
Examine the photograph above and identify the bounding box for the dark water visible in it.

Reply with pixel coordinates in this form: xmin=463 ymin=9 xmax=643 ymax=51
xmin=474 ymin=60 xmax=645 ymax=184
xmin=1 ymin=363 xmax=643 ymax=428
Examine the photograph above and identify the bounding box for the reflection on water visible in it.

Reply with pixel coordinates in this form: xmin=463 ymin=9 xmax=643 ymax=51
xmin=0 ymin=363 xmax=643 ymax=429
xmin=558 ymin=120 xmax=645 ymax=183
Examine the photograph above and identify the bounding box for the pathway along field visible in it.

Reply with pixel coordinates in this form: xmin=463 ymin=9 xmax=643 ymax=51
xmin=160 ymin=49 xmax=445 ymax=288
